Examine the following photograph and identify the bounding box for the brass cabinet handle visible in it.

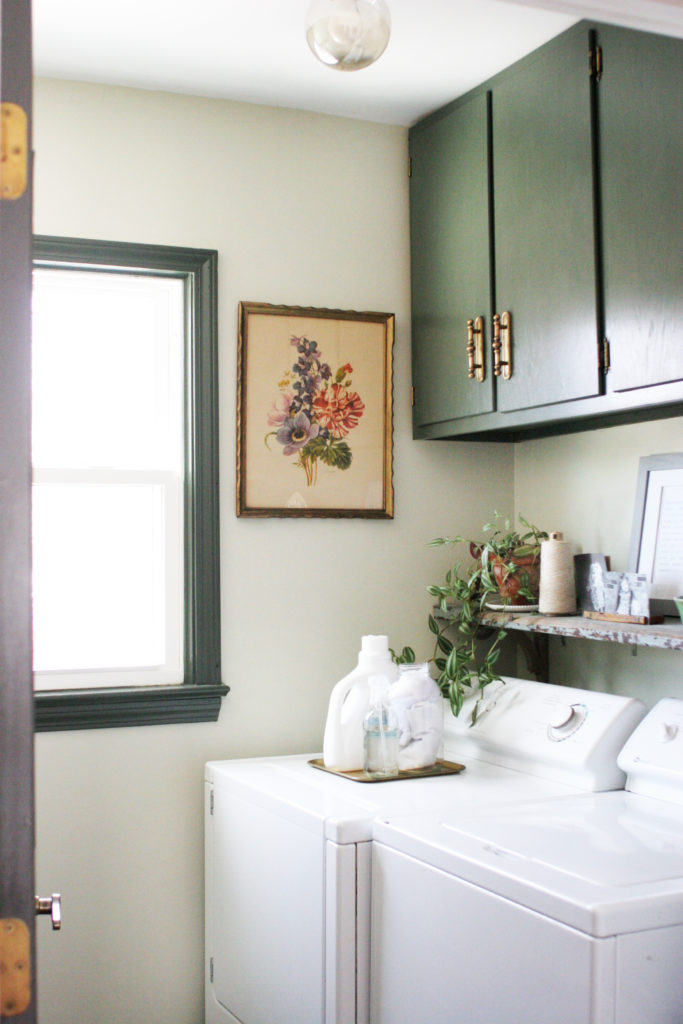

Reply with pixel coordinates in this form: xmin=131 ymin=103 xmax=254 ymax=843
xmin=466 ymin=316 xmax=486 ymax=382
xmin=492 ymin=311 xmax=512 ymax=379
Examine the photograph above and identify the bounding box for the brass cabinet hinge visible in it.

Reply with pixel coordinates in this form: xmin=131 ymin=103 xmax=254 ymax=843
xmin=1 ymin=103 xmax=29 ymax=200
xmin=0 ymin=919 xmax=31 ymax=1016
xmin=410 ymin=385 xmax=416 ymax=407
xmin=589 ymin=45 xmax=603 ymax=80
xmin=600 ymin=339 xmax=611 ymax=373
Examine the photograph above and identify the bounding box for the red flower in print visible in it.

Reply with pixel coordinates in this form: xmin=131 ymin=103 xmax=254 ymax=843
xmin=312 ymin=384 xmax=365 ymax=439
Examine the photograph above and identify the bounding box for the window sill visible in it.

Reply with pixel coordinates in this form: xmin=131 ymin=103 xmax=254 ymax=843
xmin=34 ymin=683 xmax=229 ymax=732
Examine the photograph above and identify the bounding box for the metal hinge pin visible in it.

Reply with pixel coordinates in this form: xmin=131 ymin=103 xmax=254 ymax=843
xmin=590 ymin=45 xmax=603 ymax=80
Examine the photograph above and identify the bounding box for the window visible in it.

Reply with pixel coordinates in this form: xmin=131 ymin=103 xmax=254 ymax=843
xmin=32 ymin=237 xmax=226 ymax=730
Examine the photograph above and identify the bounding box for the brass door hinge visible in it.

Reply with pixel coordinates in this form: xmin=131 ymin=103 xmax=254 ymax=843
xmin=600 ymin=338 xmax=611 ymax=373
xmin=0 ymin=919 xmax=31 ymax=1016
xmin=410 ymin=385 xmax=415 ymax=407
xmin=589 ymin=45 xmax=603 ymax=80
xmin=408 ymin=155 xmax=412 ymax=178
xmin=1 ymin=103 xmax=28 ymax=200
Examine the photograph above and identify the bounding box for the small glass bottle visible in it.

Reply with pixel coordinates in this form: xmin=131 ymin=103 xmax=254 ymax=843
xmin=363 ymin=675 xmax=399 ymax=778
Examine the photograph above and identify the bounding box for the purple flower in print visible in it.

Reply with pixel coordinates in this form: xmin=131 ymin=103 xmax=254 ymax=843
xmin=276 ymin=411 xmax=320 ymax=456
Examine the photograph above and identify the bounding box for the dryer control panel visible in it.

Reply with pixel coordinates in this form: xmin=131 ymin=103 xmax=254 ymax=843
xmin=619 ymin=698 xmax=683 ymax=805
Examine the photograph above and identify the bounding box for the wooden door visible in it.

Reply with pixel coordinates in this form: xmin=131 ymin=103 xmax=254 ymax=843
xmin=597 ymin=24 xmax=683 ymax=393
xmin=492 ymin=26 xmax=602 ymax=414
xmin=410 ymin=91 xmax=493 ymax=431
xmin=0 ymin=0 xmax=36 ymax=1021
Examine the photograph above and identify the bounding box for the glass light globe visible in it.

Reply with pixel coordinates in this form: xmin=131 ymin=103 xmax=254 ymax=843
xmin=305 ymin=0 xmax=391 ymax=72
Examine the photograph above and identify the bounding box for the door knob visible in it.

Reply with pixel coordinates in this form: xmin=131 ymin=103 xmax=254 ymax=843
xmin=35 ymin=893 xmax=61 ymax=930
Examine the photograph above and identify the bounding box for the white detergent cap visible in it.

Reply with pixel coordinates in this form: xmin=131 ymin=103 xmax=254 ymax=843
xmin=361 ymin=635 xmax=389 ymax=654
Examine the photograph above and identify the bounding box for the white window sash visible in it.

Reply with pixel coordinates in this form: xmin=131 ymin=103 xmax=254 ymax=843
xmin=32 ymin=467 xmax=184 ymax=690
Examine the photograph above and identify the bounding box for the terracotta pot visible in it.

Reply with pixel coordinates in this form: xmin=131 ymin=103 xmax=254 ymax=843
xmin=490 ymin=552 xmax=540 ymax=605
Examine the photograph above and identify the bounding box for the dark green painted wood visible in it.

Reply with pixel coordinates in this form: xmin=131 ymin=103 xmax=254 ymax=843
xmin=492 ymin=27 xmax=601 ymax=413
xmin=410 ymin=19 xmax=683 ymax=440
xmin=32 ymin=237 xmax=227 ymax=731
xmin=410 ymin=91 xmax=493 ymax=428
xmin=597 ymin=25 xmax=683 ymax=392
xmin=413 ymin=386 xmax=683 ymax=441
xmin=35 ymin=684 xmax=228 ymax=731
xmin=0 ymin=1 xmax=37 ymax=1018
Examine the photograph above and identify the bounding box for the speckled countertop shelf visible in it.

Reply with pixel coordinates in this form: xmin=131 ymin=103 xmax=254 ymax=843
xmin=479 ymin=611 xmax=683 ymax=651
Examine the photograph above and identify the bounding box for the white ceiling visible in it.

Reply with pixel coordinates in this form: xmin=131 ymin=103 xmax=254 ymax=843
xmin=32 ymin=0 xmax=683 ymax=126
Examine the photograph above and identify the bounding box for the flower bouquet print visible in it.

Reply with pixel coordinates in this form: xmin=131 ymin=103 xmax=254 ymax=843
xmin=237 ymin=303 xmax=394 ymax=518
xmin=266 ymin=338 xmax=364 ymax=487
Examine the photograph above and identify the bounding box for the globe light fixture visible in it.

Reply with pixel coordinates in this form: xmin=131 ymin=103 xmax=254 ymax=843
xmin=305 ymin=0 xmax=391 ymax=72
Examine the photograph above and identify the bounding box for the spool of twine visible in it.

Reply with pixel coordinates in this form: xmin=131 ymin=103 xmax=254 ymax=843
xmin=539 ymin=531 xmax=576 ymax=615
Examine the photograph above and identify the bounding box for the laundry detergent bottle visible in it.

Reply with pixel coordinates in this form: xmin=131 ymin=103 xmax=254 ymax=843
xmin=323 ymin=635 xmax=398 ymax=772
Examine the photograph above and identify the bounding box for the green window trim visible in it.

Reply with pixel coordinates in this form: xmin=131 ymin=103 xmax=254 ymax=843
xmin=32 ymin=236 xmax=228 ymax=731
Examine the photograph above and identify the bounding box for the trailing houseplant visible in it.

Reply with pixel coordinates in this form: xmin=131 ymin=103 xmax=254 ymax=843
xmin=425 ymin=513 xmax=548 ymax=720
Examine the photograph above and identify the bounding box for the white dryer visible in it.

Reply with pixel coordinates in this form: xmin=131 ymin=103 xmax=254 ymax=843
xmin=205 ymin=678 xmax=645 ymax=1024
xmin=371 ymin=697 xmax=683 ymax=1024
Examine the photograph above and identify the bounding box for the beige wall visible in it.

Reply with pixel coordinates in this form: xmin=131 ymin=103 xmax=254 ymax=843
xmin=33 ymin=79 xmax=514 ymax=1024
xmin=514 ymin=417 xmax=683 ymax=704
xmin=33 ymin=76 xmax=681 ymax=1024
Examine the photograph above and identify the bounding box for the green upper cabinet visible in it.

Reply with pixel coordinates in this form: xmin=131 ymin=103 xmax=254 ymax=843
xmin=597 ymin=25 xmax=683 ymax=393
xmin=410 ymin=91 xmax=492 ymax=429
xmin=492 ymin=29 xmax=601 ymax=413
xmin=409 ymin=21 xmax=683 ymax=440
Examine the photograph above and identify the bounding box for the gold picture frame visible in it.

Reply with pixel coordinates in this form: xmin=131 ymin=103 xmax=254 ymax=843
xmin=237 ymin=302 xmax=394 ymax=518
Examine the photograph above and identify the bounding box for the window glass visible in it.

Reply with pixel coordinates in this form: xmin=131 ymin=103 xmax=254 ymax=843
xmin=31 ymin=268 xmax=185 ymax=690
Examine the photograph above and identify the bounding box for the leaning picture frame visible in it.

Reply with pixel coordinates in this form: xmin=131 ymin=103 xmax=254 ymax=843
xmin=628 ymin=453 xmax=683 ymax=617
xmin=236 ymin=302 xmax=394 ymax=518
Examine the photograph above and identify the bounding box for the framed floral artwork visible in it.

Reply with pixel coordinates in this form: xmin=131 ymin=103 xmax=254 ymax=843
xmin=237 ymin=302 xmax=394 ymax=517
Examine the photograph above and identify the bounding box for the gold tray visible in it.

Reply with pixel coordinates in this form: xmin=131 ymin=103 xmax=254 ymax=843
xmin=308 ymin=757 xmax=465 ymax=783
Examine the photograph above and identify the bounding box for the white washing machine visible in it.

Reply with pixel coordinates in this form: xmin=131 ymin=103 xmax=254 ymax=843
xmin=371 ymin=697 xmax=683 ymax=1024
xmin=205 ymin=678 xmax=646 ymax=1024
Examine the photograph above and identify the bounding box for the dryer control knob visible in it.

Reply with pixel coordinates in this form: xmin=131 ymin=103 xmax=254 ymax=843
xmin=658 ymin=722 xmax=678 ymax=743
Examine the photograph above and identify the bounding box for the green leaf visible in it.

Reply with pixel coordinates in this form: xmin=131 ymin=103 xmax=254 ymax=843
xmin=428 ymin=614 xmax=440 ymax=636
xmin=301 ymin=436 xmax=327 ymax=458
xmin=319 ymin=439 xmax=352 ymax=470
xmin=437 ymin=635 xmax=453 ymax=656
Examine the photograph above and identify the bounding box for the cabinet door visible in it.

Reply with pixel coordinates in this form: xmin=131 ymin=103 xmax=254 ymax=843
xmin=598 ymin=26 xmax=683 ymax=392
xmin=493 ymin=29 xmax=601 ymax=413
xmin=410 ymin=92 xmax=493 ymax=429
